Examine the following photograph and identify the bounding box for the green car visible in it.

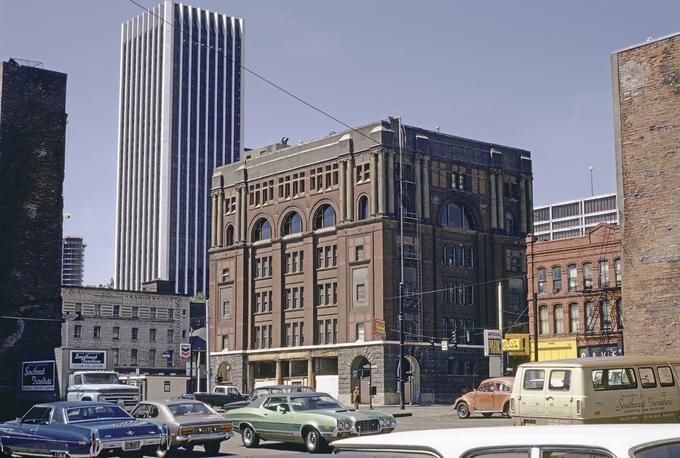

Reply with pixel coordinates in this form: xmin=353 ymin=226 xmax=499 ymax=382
xmin=225 ymin=391 xmax=396 ymax=453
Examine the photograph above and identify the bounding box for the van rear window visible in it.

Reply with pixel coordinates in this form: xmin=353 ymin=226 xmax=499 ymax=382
xmin=523 ymin=370 xmax=545 ymax=390
xmin=549 ymin=370 xmax=571 ymax=391
xmin=657 ymin=366 xmax=675 ymax=387
xmin=592 ymin=368 xmax=637 ymax=391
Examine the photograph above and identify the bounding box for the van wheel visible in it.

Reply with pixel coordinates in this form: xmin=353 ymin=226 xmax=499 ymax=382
xmin=241 ymin=425 xmax=260 ymax=448
xmin=481 ymin=412 xmax=493 ymax=418
xmin=502 ymin=403 xmax=510 ymax=417
xmin=456 ymin=402 xmax=470 ymax=419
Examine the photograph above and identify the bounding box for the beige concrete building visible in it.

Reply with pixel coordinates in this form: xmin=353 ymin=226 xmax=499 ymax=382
xmin=209 ymin=117 xmax=533 ymax=404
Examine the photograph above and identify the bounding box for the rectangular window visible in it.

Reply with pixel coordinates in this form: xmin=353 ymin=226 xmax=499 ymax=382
xmin=567 ymin=264 xmax=577 ymax=292
xmin=614 ymin=259 xmax=622 ymax=286
xmin=316 ymin=247 xmax=324 ymax=268
xmin=149 ymin=349 xmax=156 ymax=366
xmin=549 ymin=370 xmax=571 ymax=391
xmin=539 ymin=306 xmax=548 ymax=335
xmin=132 ymin=306 xmax=139 ymax=318
xmin=131 ymin=328 xmax=138 ymax=341
xmin=552 ymin=266 xmax=562 ymax=292
xmin=523 ymin=369 xmax=545 ymax=390
xmin=356 ymin=245 xmax=365 ymax=261
xmin=112 ymin=348 xmax=119 ymax=365
xmin=222 ymin=267 xmax=230 ymax=282
xmin=221 ymin=335 xmax=229 ymax=351
xmin=150 ymin=328 xmax=156 ymax=342
xmin=150 ymin=307 xmax=157 ymax=320
xmin=657 ymin=366 xmax=675 ymax=387
xmin=113 ymin=305 xmax=120 ymax=317
xmin=94 ymin=304 xmax=101 ymax=317
xmin=569 ymin=303 xmax=579 ymax=333
xmin=598 ymin=260 xmax=609 ymax=288
xmin=356 ymin=323 xmax=365 ymax=342
xmin=583 ymin=263 xmax=593 ymax=290
xmin=167 ymin=329 xmax=174 ymax=343
xmin=553 ymin=305 xmax=564 ymax=334
xmin=74 ymin=325 xmax=82 ymax=339
xmin=333 ymin=320 xmax=338 ymax=343
xmin=168 ymin=309 xmax=174 ymax=320
xmin=285 ymin=289 xmax=291 ymax=310
xmin=93 ymin=326 xmax=101 ymax=340
xmin=325 ymin=320 xmax=332 ymax=345
xmin=317 ymin=321 xmax=325 ymax=344
xmin=285 ymin=323 xmax=292 ymax=347
xmin=113 ymin=326 xmax=120 ymax=340
xmin=131 ymin=349 xmax=138 ymax=366
xmin=585 ymin=301 xmax=595 ymax=333
xmin=316 ymin=285 xmax=323 ymax=306
xmin=356 ymin=283 xmax=366 ymax=302
xmin=639 ymin=367 xmax=657 ymax=388
xmin=332 ymin=283 xmax=338 ymax=305
xmin=601 ymin=299 xmax=611 ymax=331
xmin=592 ymin=368 xmax=637 ymax=391
xmin=537 ymin=268 xmax=546 ymax=294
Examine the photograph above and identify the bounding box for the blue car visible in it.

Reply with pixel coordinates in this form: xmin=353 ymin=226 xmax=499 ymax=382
xmin=0 ymin=401 xmax=168 ymax=457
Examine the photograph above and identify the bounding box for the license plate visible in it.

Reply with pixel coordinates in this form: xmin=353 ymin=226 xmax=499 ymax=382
xmin=124 ymin=440 xmax=141 ymax=451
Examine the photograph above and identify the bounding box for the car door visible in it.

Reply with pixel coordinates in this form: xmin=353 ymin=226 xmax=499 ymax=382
xmin=519 ymin=369 xmax=547 ymax=419
xmin=475 ymin=382 xmax=496 ymax=411
xmin=13 ymin=407 xmax=51 ymax=455
xmin=546 ymin=369 xmax=573 ymax=419
xmin=259 ymin=397 xmax=294 ymax=441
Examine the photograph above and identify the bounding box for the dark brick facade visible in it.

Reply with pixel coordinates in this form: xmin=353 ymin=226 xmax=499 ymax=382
xmin=612 ymin=33 xmax=680 ymax=356
xmin=0 ymin=60 xmax=67 ymax=417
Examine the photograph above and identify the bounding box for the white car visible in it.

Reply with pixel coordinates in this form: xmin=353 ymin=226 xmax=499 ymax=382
xmin=331 ymin=424 xmax=680 ymax=457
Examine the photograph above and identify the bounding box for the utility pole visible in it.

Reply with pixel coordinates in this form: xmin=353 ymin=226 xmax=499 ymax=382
xmin=398 ymin=118 xmax=406 ymax=411
xmin=205 ymin=299 xmax=211 ymax=393
xmin=497 ymin=281 xmax=504 ymax=375
xmin=533 ymin=292 xmax=539 ymax=362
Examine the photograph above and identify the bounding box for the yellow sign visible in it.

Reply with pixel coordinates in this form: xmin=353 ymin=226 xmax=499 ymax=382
xmin=374 ymin=319 xmax=386 ymax=336
xmin=503 ymin=338 xmax=524 ymax=352
xmin=503 ymin=333 xmax=530 ymax=356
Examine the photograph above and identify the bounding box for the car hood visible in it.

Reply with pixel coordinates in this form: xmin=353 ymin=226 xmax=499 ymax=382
xmin=70 ymin=419 xmax=162 ymax=438
xmin=68 ymin=384 xmax=139 ymax=392
xmin=301 ymin=409 xmax=391 ymax=421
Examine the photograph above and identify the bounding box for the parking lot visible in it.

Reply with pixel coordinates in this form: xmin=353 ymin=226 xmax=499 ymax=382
xmin=162 ymin=405 xmax=511 ymax=457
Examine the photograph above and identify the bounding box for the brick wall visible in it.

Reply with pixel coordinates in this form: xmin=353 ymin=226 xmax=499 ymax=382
xmin=612 ymin=33 xmax=680 ymax=355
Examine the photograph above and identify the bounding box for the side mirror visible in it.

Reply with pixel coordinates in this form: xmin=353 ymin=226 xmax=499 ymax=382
xmin=276 ymin=404 xmax=289 ymax=414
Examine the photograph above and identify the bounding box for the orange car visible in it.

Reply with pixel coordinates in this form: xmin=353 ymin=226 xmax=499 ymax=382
xmin=453 ymin=377 xmax=514 ymax=419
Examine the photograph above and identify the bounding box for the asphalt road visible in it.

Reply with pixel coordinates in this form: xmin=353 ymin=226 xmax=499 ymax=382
xmin=158 ymin=405 xmax=512 ymax=457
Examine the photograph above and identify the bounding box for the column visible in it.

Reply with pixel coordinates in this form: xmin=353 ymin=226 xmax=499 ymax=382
xmin=307 ymin=357 xmax=315 ymax=389
xmin=370 ymin=153 xmax=378 ymax=216
xmin=211 ymin=193 xmax=218 ymax=248
xmin=387 ymin=152 xmax=395 ymax=214
xmin=346 ymin=157 xmax=355 ymax=220
xmin=377 ymin=151 xmax=385 ymax=214
xmin=520 ymin=178 xmax=527 ymax=233
xmin=497 ymin=173 xmax=505 ymax=231
xmin=217 ymin=191 xmax=224 ymax=247
xmin=415 ymin=156 xmax=422 ymax=218
xmin=241 ymin=185 xmax=248 ymax=242
xmin=235 ymin=187 xmax=242 ymax=242
xmin=422 ymin=156 xmax=431 ymax=220
xmin=490 ymin=173 xmax=498 ymax=229
xmin=339 ymin=159 xmax=347 ymax=221
xmin=275 ymin=359 xmax=283 ymax=385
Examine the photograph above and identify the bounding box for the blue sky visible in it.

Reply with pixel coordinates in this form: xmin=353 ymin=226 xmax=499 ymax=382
xmin=1 ymin=0 xmax=678 ymax=285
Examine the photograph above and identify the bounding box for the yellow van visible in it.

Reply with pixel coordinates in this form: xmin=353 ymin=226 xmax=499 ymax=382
xmin=510 ymin=356 xmax=680 ymax=425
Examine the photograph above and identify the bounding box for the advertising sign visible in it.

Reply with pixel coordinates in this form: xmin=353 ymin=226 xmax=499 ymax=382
xmin=69 ymin=350 xmax=107 ymax=369
xmin=484 ymin=329 xmax=502 ymax=357
xmin=180 ymin=343 xmax=191 ymax=359
xmin=22 ymin=360 xmax=55 ymax=392
xmin=373 ymin=319 xmax=386 ymax=337
xmin=441 ymin=340 xmax=449 ymax=351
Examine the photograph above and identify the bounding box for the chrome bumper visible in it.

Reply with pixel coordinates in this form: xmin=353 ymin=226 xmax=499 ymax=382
xmin=174 ymin=431 xmax=233 ymax=444
xmin=94 ymin=435 xmax=164 ymax=454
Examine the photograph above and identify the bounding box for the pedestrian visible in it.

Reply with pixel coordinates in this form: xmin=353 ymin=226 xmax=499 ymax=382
xmin=352 ymin=386 xmax=360 ymax=410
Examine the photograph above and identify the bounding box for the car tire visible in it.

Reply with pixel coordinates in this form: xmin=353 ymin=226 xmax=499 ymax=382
xmin=456 ymin=402 xmax=470 ymax=419
xmin=304 ymin=428 xmax=327 ymax=453
xmin=481 ymin=412 xmax=493 ymax=418
xmin=203 ymin=442 xmax=220 ymax=455
xmin=241 ymin=425 xmax=260 ymax=448
xmin=502 ymin=403 xmax=510 ymax=417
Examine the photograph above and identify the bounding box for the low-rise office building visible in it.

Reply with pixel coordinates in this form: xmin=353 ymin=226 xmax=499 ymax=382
xmin=209 ymin=117 xmax=533 ymax=404
xmin=526 ymin=223 xmax=623 ymax=360
xmin=58 ymin=286 xmax=191 ymax=396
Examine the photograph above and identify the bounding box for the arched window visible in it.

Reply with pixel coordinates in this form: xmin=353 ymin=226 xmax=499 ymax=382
xmin=225 ymin=225 xmax=234 ymax=246
xmin=569 ymin=303 xmax=579 ymax=333
xmin=537 ymin=267 xmax=546 ymax=294
xmin=505 ymin=212 xmax=515 ymax=234
xmin=539 ymin=305 xmax=548 ymax=335
xmin=439 ymin=203 xmax=474 ymax=230
xmin=357 ymin=195 xmax=369 ymax=220
xmin=314 ymin=204 xmax=335 ymax=229
xmin=282 ymin=211 xmax=302 ymax=236
xmin=252 ymin=218 xmax=271 ymax=242
xmin=553 ymin=304 xmax=564 ymax=334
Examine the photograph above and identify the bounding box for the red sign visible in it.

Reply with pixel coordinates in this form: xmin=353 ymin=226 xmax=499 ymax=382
xmin=179 ymin=344 xmax=191 ymax=359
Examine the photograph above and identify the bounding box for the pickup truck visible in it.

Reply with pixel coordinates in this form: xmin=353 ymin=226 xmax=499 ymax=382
xmin=193 ymin=385 xmax=246 ymax=408
xmin=65 ymin=370 xmax=140 ymax=411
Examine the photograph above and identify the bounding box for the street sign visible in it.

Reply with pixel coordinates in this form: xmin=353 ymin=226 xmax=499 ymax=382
xmin=180 ymin=343 xmax=191 ymax=359
xmin=69 ymin=350 xmax=106 ymax=370
xmin=441 ymin=340 xmax=449 ymax=351
xmin=484 ymin=329 xmax=502 ymax=357
xmin=22 ymin=360 xmax=55 ymax=392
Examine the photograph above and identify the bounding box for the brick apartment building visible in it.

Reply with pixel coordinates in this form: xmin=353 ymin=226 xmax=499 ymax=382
xmin=208 ymin=117 xmax=532 ymax=404
xmin=526 ymin=223 xmax=623 ymax=360
xmin=612 ymin=32 xmax=680 ymax=356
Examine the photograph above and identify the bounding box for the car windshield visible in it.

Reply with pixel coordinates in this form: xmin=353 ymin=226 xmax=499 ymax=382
xmin=169 ymin=402 xmax=214 ymax=417
xmin=66 ymin=405 xmax=131 ymax=422
xmin=289 ymin=395 xmax=344 ymax=412
xmin=82 ymin=373 xmax=119 ymax=384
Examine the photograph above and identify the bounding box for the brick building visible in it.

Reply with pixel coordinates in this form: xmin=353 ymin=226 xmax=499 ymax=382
xmin=526 ymin=223 xmax=623 ymax=360
xmin=611 ymin=33 xmax=680 ymax=356
xmin=58 ymin=286 xmax=191 ymax=396
xmin=208 ymin=117 xmax=532 ymax=404
xmin=0 ymin=59 xmax=67 ymax=417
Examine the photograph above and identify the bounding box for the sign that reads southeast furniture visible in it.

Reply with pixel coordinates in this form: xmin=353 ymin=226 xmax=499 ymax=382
xmin=484 ymin=329 xmax=502 ymax=357
xmin=22 ymin=360 xmax=56 ymax=392
xmin=70 ymin=350 xmax=107 ymax=370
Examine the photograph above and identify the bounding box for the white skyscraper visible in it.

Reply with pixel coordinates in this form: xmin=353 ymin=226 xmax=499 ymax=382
xmin=115 ymin=0 xmax=243 ymax=295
